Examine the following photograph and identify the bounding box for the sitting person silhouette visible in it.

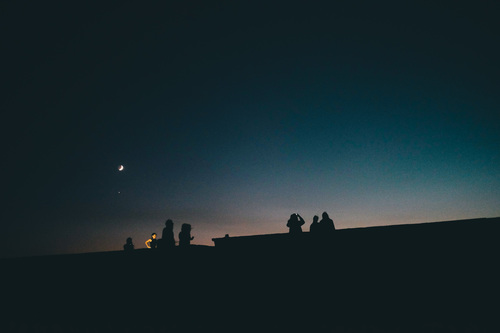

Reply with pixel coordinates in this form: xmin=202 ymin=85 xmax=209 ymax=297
xmin=145 ymin=233 xmax=158 ymax=249
xmin=319 ymin=212 xmax=335 ymax=232
xmin=123 ymin=237 xmax=134 ymax=251
xmin=179 ymin=223 xmax=194 ymax=247
xmin=287 ymin=213 xmax=305 ymax=234
xmin=161 ymin=219 xmax=175 ymax=249
xmin=309 ymin=215 xmax=320 ymax=233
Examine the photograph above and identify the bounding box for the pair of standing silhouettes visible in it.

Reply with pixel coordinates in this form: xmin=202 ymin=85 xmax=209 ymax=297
xmin=309 ymin=212 xmax=335 ymax=233
xmin=287 ymin=212 xmax=335 ymax=234
xmin=145 ymin=219 xmax=194 ymax=249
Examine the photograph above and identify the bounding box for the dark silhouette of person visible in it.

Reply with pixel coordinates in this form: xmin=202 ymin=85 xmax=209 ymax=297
xmin=179 ymin=224 xmax=194 ymax=247
xmin=161 ymin=219 xmax=175 ymax=249
xmin=319 ymin=212 xmax=335 ymax=232
xmin=287 ymin=213 xmax=305 ymax=234
xmin=309 ymin=215 xmax=320 ymax=233
xmin=123 ymin=237 xmax=134 ymax=251
xmin=145 ymin=233 xmax=158 ymax=249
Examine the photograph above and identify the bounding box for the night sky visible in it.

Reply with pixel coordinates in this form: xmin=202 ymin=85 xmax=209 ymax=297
xmin=2 ymin=1 xmax=499 ymax=258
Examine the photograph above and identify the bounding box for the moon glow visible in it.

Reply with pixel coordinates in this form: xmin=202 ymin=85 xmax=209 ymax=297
xmin=118 ymin=165 xmax=124 ymax=171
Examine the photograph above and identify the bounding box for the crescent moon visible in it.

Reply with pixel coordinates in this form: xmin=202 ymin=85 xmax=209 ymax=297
xmin=118 ymin=165 xmax=124 ymax=171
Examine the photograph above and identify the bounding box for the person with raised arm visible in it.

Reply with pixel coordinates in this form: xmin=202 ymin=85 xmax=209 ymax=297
xmin=287 ymin=213 xmax=305 ymax=234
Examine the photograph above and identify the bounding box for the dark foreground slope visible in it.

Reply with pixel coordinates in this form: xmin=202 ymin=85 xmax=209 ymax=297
xmin=3 ymin=217 xmax=500 ymax=332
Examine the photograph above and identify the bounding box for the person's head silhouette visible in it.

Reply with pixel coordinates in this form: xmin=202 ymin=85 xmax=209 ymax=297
xmin=313 ymin=215 xmax=319 ymax=223
xmin=181 ymin=224 xmax=191 ymax=233
xmin=165 ymin=219 xmax=173 ymax=227
xmin=322 ymin=212 xmax=329 ymax=219
xmin=124 ymin=237 xmax=134 ymax=251
xmin=151 ymin=233 xmax=157 ymax=239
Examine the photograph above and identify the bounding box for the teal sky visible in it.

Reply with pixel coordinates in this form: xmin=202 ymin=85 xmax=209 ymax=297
xmin=2 ymin=1 xmax=499 ymax=257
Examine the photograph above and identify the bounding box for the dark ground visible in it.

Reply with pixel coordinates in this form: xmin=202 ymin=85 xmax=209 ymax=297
xmin=2 ymin=217 xmax=500 ymax=332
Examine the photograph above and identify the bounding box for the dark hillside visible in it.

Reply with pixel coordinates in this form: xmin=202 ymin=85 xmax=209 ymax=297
xmin=3 ymin=218 xmax=500 ymax=332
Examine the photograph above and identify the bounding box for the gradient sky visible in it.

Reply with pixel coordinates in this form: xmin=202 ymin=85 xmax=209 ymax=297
xmin=2 ymin=1 xmax=499 ymax=258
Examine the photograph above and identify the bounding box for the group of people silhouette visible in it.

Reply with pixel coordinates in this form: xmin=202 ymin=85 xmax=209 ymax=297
xmin=123 ymin=219 xmax=194 ymax=251
xmin=124 ymin=212 xmax=335 ymax=251
xmin=287 ymin=211 xmax=335 ymax=234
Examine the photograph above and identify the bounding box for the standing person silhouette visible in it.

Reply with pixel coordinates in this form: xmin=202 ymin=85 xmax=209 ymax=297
xmin=287 ymin=213 xmax=305 ymax=234
xmin=161 ymin=219 xmax=175 ymax=249
xmin=309 ymin=215 xmax=320 ymax=233
xmin=319 ymin=212 xmax=335 ymax=232
xmin=145 ymin=233 xmax=158 ymax=249
xmin=179 ymin=224 xmax=194 ymax=247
